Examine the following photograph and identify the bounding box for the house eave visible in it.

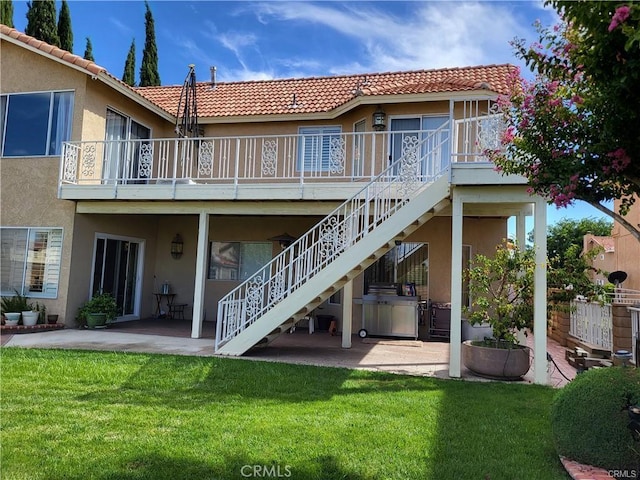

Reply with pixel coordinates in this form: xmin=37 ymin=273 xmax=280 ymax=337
xmin=196 ymin=90 xmax=499 ymax=125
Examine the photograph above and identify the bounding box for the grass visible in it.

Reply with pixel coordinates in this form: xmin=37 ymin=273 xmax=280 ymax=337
xmin=1 ymin=348 xmax=569 ymax=480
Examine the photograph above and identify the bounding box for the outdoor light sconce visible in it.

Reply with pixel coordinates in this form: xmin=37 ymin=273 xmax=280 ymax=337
xmin=171 ymin=234 xmax=184 ymax=259
xmin=372 ymin=106 xmax=387 ymax=131
xmin=268 ymin=233 xmax=296 ymax=249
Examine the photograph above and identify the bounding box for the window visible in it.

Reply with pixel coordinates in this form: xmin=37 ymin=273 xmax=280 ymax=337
xmin=329 ymin=291 xmax=341 ymax=305
xmin=298 ymin=126 xmax=342 ymax=172
xmin=352 ymin=120 xmax=366 ymax=176
xmin=0 ymin=91 xmax=73 ymax=157
xmin=364 ymin=242 xmax=429 ymax=298
xmin=0 ymin=227 xmax=63 ymax=298
xmin=104 ymin=108 xmax=151 ymax=181
xmin=208 ymin=242 xmax=272 ymax=281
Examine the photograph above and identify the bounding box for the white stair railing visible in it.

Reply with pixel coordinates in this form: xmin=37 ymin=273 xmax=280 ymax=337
xmin=215 ymin=124 xmax=450 ymax=351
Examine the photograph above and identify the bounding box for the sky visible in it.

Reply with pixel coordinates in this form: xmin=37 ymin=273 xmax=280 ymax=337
xmin=9 ymin=0 xmax=612 ymax=227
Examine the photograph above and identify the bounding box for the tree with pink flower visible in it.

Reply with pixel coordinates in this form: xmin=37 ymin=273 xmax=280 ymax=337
xmin=487 ymin=1 xmax=640 ymax=242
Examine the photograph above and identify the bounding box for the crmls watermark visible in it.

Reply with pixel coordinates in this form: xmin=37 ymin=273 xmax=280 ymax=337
xmin=240 ymin=464 xmax=292 ymax=478
xmin=608 ymin=469 xmax=638 ymax=479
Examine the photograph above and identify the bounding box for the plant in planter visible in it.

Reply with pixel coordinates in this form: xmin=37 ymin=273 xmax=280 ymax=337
xmin=462 ymin=241 xmax=535 ymax=380
xmin=1 ymin=290 xmax=33 ymax=326
xmin=77 ymin=292 xmax=118 ymax=329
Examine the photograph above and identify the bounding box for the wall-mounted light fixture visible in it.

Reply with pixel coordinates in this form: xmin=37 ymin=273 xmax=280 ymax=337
xmin=372 ymin=106 xmax=387 ymax=131
xmin=268 ymin=232 xmax=296 ymax=249
xmin=171 ymin=234 xmax=184 ymax=259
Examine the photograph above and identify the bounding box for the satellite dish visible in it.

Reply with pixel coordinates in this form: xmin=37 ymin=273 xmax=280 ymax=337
xmin=608 ymin=271 xmax=627 ymax=286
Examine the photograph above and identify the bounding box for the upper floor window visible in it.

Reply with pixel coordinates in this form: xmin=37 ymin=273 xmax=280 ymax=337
xmin=298 ymin=126 xmax=342 ymax=172
xmin=104 ymin=108 xmax=151 ymax=181
xmin=0 ymin=91 xmax=74 ymax=157
xmin=0 ymin=227 xmax=63 ymax=298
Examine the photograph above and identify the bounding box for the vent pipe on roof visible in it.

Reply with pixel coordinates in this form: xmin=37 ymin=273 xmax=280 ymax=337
xmin=210 ymin=66 xmax=217 ymax=89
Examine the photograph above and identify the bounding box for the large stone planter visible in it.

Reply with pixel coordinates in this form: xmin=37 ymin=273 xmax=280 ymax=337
xmin=462 ymin=340 xmax=531 ymax=380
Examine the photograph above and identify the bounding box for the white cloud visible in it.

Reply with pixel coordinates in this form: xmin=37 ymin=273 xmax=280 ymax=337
xmin=108 ymin=17 xmax=134 ymax=36
xmin=249 ymin=1 xmax=541 ymax=75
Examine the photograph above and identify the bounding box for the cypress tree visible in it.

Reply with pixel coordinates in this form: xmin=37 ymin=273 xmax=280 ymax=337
xmin=25 ymin=0 xmax=59 ymax=46
xmin=83 ymin=37 xmax=94 ymax=61
xmin=57 ymin=0 xmax=73 ymax=52
xmin=122 ymin=39 xmax=136 ymax=86
xmin=139 ymin=1 xmax=160 ymax=86
xmin=1 ymin=0 xmax=14 ymax=28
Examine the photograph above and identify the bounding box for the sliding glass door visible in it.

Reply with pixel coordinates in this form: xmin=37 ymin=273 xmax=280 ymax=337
xmin=91 ymin=234 xmax=144 ymax=319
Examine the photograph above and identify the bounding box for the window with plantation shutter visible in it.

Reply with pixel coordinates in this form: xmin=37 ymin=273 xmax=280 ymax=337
xmin=298 ymin=126 xmax=342 ymax=172
xmin=0 ymin=227 xmax=63 ymax=298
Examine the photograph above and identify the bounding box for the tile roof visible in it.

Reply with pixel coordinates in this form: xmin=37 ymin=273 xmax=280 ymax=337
xmin=2 ymin=23 xmax=516 ymax=120
xmin=136 ymin=64 xmax=517 ymax=118
xmin=587 ymin=235 xmax=615 ymax=253
xmin=1 ymin=24 xmax=105 ymax=76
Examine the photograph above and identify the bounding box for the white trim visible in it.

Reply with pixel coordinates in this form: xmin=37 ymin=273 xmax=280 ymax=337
xmin=192 ymin=212 xmax=210 ymax=338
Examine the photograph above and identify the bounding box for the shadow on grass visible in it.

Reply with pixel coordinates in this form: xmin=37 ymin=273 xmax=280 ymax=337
xmin=75 ymin=352 xmax=443 ymax=409
xmin=45 ymin=451 xmax=373 ymax=480
xmin=422 ymin=380 xmax=570 ymax=479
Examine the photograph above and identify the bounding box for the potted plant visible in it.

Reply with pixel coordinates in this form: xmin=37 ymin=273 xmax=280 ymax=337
xmin=77 ymin=292 xmax=118 ymax=329
xmin=1 ymin=290 xmax=33 ymax=326
xmin=462 ymin=241 xmax=535 ymax=380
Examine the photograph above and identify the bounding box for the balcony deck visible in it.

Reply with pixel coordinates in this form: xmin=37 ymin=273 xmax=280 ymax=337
xmin=59 ymin=123 xmax=526 ymax=202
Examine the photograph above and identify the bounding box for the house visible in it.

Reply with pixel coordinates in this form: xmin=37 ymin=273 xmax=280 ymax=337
xmin=582 ymin=233 xmax=615 ymax=285
xmin=0 ymin=25 xmax=549 ymax=383
xmin=612 ymin=197 xmax=640 ymax=292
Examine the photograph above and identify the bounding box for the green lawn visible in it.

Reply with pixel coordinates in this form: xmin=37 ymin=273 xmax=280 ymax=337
xmin=1 ymin=348 xmax=568 ymax=480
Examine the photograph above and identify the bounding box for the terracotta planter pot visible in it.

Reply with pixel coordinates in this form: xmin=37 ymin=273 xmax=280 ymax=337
xmin=462 ymin=339 xmax=531 ymax=380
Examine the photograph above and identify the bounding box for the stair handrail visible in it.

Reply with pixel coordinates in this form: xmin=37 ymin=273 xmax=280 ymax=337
xmin=215 ymin=123 xmax=451 ymax=350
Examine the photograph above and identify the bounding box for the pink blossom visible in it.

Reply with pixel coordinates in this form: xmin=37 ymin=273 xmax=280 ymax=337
xmin=501 ymin=126 xmax=515 ymax=145
xmin=608 ymin=5 xmax=631 ymax=32
xmin=607 ymin=148 xmax=631 ymax=172
xmin=571 ymin=94 xmax=584 ymax=105
xmin=548 ymin=97 xmax=562 ymax=108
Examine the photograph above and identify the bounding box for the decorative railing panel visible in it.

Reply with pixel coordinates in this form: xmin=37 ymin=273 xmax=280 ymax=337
xmin=569 ymin=299 xmax=613 ymax=351
xmin=60 ymin=113 xmax=499 ymax=189
xmin=215 ymin=125 xmax=450 ymax=350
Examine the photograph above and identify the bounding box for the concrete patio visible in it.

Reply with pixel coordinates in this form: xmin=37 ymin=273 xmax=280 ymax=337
xmin=1 ymin=317 xmax=576 ymax=387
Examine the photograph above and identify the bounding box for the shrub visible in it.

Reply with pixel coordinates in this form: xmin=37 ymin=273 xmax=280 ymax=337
xmin=1 ymin=290 xmax=33 ymax=314
xmin=551 ymin=366 xmax=640 ymax=470
xmin=76 ymin=293 xmax=118 ymax=326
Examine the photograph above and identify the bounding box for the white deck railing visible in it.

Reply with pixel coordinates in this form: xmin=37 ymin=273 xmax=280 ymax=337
xmin=570 ymin=299 xmax=613 ymax=351
xmin=215 ymin=125 xmax=449 ymax=350
xmin=630 ymin=306 xmax=639 ymax=365
xmin=608 ymin=288 xmax=640 ymax=305
xmin=60 ymin=111 xmax=500 ymax=188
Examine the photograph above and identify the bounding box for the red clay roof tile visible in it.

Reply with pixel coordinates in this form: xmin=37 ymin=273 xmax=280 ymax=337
xmin=2 ymin=23 xmax=516 ymax=120
xmin=136 ymin=64 xmax=516 ymax=119
xmin=1 ymin=24 xmax=106 ymax=76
